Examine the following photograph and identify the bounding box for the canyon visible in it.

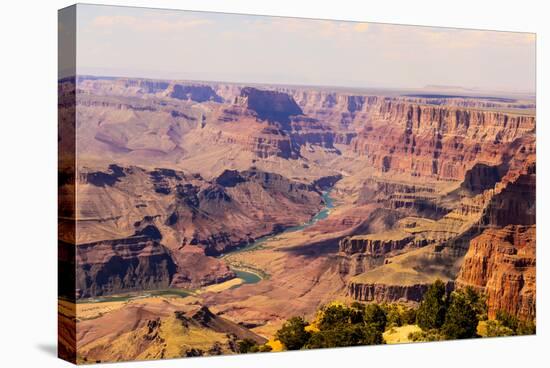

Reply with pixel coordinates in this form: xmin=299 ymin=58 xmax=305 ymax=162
xmin=59 ymin=76 xmax=536 ymax=362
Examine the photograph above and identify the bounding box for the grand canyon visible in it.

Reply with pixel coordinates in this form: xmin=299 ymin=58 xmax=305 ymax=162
xmin=58 ymin=74 xmax=535 ymax=363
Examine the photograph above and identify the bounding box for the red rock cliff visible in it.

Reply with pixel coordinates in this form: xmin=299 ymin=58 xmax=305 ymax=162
xmin=456 ymin=225 xmax=535 ymax=320
xmin=350 ymin=100 xmax=535 ymax=180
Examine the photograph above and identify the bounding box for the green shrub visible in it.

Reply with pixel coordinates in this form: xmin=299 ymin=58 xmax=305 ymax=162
xmin=319 ymin=305 xmax=353 ymax=330
xmin=416 ymin=280 xmax=448 ymax=330
xmin=237 ymin=339 xmax=273 ymax=353
xmin=384 ymin=304 xmax=403 ymax=327
xmin=275 ymin=317 xmax=311 ymax=350
xmin=364 ymin=304 xmax=387 ymax=332
xmin=384 ymin=304 xmax=416 ymax=327
xmin=408 ymin=329 xmax=444 ymax=342
xmin=516 ymin=319 xmax=536 ymax=335
xmin=349 ymin=302 xmax=367 ymax=324
xmin=441 ymin=288 xmax=480 ymax=339
xmin=257 ymin=344 xmax=273 ymax=352
xmin=484 ymin=320 xmax=514 ymax=337
xmin=307 ymin=324 xmax=383 ymax=348
xmin=237 ymin=339 xmax=258 ymax=353
xmin=496 ymin=310 xmax=518 ymax=331
xmin=401 ymin=306 xmax=417 ymax=325
xmin=463 ymin=287 xmax=487 ymax=321
xmin=495 ymin=310 xmax=536 ymax=335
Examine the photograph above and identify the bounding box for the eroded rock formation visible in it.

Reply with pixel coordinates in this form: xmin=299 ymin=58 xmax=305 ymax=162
xmin=67 ymin=76 xmax=536 ymax=321
xmin=349 ymin=100 xmax=535 ymax=180
xmin=347 ymin=281 xmax=455 ymax=304
xmin=456 ymin=225 xmax=535 ymax=320
xmin=75 ymin=236 xmax=177 ymax=298
xmin=453 ymin=157 xmax=536 ymax=320
xmin=339 ymin=232 xmax=415 ymax=256
xmin=236 ymin=87 xmax=303 ymax=126
xmin=167 ymin=84 xmax=223 ymax=103
xmin=72 ymin=164 xmax=324 ymax=298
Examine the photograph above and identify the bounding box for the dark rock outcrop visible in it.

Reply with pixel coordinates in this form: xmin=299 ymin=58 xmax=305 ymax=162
xmin=82 ymin=164 xmax=126 ymax=187
xmin=215 ymin=170 xmax=246 ymax=187
xmin=312 ymin=174 xmax=343 ymax=190
xmin=169 ymin=84 xmax=222 ymax=103
xmin=75 ymin=236 xmax=177 ymax=298
xmin=461 ymin=163 xmax=507 ymax=194
xmin=238 ymin=87 xmax=303 ymax=126
xmin=481 ymin=169 xmax=536 ymax=227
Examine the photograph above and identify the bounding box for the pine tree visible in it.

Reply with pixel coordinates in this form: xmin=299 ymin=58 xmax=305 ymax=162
xmin=416 ymin=279 xmax=447 ymax=330
xmin=275 ymin=317 xmax=311 ymax=350
xmin=364 ymin=304 xmax=387 ymax=332
xmin=441 ymin=288 xmax=479 ymax=339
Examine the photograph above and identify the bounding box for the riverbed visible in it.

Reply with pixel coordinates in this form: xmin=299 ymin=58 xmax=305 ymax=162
xmin=220 ymin=191 xmax=335 ymax=258
xmin=221 ymin=191 xmax=335 ymax=284
xmin=78 ymin=191 xmax=335 ymax=304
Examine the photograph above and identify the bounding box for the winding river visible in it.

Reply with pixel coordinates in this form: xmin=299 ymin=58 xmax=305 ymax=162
xmin=80 ymin=191 xmax=335 ymax=303
xmin=222 ymin=190 xmax=335 ymax=285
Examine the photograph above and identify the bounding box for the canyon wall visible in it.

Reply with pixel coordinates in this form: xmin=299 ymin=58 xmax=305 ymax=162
xmin=347 ymin=281 xmax=455 ymax=304
xmin=342 ymin=143 xmax=535 ymax=313
xmin=75 ymin=236 xmax=177 ymax=298
xmin=70 ymin=77 xmax=536 ymax=319
xmin=75 ymin=77 xmax=536 ymax=182
xmin=349 ymin=101 xmax=534 ymax=180
xmin=455 ymin=159 xmax=536 ymax=320
xmin=73 ymin=164 xmax=324 ymax=298
xmin=456 ymin=225 xmax=535 ymax=320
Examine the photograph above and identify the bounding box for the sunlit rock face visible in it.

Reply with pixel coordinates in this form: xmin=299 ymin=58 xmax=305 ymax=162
xmin=64 ymin=76 xmax=535 ymax=323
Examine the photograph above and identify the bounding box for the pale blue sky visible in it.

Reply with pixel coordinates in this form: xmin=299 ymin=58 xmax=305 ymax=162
xmin=75 ymin=4 xmax=536 ymax=93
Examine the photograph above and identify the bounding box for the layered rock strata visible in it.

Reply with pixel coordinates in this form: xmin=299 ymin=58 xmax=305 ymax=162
xmin=73 ymin=164 xmax=324 ymax=298
xmin=348 ymin=281 xmax=455 ymax=304
xmin=456 ymin=225 xmax=535 ymax=320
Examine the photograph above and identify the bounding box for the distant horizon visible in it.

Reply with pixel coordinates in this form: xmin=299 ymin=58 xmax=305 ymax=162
xmin=62 ymin=4 xmax=536 ymax=95
xmin=72 ymin=73 xmax=536 ymax=98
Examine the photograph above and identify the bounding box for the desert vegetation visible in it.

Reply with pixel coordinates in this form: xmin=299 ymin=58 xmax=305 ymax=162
xmin=267 ymin=280 xmax=536 ymax=352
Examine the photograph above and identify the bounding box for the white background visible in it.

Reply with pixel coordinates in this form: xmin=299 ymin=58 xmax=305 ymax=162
xmin=0 ymin=0 xmax=547 ymax=367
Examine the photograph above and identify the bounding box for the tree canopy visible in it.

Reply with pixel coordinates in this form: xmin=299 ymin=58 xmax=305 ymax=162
xmin=275 ymin=316 xmax=311 ymax=350
xmin=416 ymin=279 xmax=448 ymax=330
xmin=441 ymin=287 xmax=480 ymax=339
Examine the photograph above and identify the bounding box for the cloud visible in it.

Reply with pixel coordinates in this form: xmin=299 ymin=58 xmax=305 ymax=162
xmin=90 ymin=15 xmax=213 ymax=33
xmin=372 ymin=24 xmax=535 ymax=50
xmin=353 ymin=23 xmax=369 ymax=32
xmin=245 ymin=17 xmax=372 ymax=43
xmin=79 ymin=7 xmax=534 ymax=92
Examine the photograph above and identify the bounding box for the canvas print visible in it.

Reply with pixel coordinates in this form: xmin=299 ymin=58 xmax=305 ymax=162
xmin=58 ymin=4 xmax=536 ymax=364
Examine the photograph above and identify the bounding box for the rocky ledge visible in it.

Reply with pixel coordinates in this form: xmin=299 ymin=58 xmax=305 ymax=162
xmin=339 ymin=231 xmax=415 ymax=256
xmin=456 ymin=225 xmax=536 ymax=320
xmin=236 ymin=87 xmax=303 ymax=126
xmin=348 ymin=281 xmax=455 ymax=304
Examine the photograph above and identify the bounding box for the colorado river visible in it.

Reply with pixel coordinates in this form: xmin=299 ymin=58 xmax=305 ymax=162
xmin=221 ymin=190 xmax=335 ymax=286
xmin=78 ymin=191 xmax=335 ymax=303
xmin=77 ymin=289 xmax=192 ymax=304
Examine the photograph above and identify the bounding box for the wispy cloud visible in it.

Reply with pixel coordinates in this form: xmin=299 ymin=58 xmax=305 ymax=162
xmin=77 ymin=4 xmax=535 ymax=92
xmin=245 ymin=17 xmax=373 ymax=41
xmin=90 ymin=15 xmax=213 ymax=33
xmin=353 ymin=23 xmax=370 ymax=32
xmin=373 ymin=24 xmax=534 ymax=49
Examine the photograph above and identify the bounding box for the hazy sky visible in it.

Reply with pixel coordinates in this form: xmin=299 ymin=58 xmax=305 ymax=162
xmin=75 ymin=4 xmax=536 ymax=93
